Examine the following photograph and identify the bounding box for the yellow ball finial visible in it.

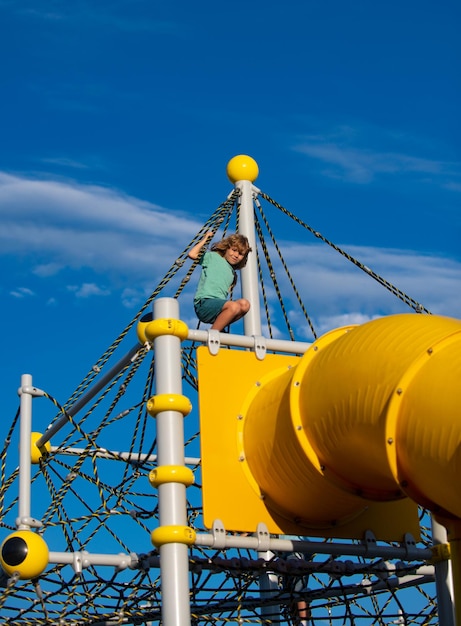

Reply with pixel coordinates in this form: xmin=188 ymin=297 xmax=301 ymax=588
xmin=31 ymin=432 xmax=51 ymax=464
xmin=226 ymin=155 xmax=259 ymax=183
xmin=0 ymin=531 xmax=49 ymax=579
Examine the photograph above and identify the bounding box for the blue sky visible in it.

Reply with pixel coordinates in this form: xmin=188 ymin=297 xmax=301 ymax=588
xmin=0 ymin=1 xmax=459 ymax=618
xmin=1 ymin=1 xmax=460 ymax=442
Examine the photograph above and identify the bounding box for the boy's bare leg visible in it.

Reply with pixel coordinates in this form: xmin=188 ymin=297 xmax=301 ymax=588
xmin=211 ymin=299 xmax=250 ymax=331
xmin=297 ymin=600 xmax=311 ymax=625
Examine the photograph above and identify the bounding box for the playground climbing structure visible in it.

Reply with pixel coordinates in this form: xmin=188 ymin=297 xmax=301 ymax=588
xmin=0 ymin=155 xmax=459 ymax=625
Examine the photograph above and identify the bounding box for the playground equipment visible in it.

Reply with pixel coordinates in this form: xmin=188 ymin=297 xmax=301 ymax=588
xmin=0 ymin=155 xmax=459 ymax=624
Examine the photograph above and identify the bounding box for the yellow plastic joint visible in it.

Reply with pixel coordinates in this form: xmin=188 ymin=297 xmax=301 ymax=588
xmin=151 ymin=525 xmax=196 ymax=547
xmin=429 ymin=542 xmax=451 ymax=563
xmin=31 ymin=432 xmax=51 ymax=464
xmin=136 ymin=313 xmax=153 ymax=344
xmin=146 ymin=394 xmax=192 ymax=417
xmin=144 ymin=318 xmax=189 ymax=342
xmin=149 ymin=465 xmax=195 ymax=488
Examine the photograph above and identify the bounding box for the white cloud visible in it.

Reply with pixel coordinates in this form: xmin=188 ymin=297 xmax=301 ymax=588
xmin=298 ymin=143 xmax=449 ymax=184
xmin=67 ymin=283 xmax=111 ymax=298
xmin=261 ymin=241 xmax=461 ymax=333
xmin=41 ymin=157 xmax=91 ymax=170
xmin=10 ymin=287 xmax=36 ymax=298
xmin=294 ymin=126 xmax=461 ymax=188
xmin=7 ymin=1 xmax=183 ymax=35
xmin=121 ymin=286 xmax=151 ymax=309
xmin=0 ymin=172 xmax=202 ymax=286
xmin=33 ymin=262 xmax=64 ymax=277
xmin=1 ymin=171 xmax=460 ymax=325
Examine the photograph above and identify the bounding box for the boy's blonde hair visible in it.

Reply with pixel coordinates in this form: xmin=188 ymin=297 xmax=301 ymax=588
xmin=212 ymin=234 xmax=252 ymax=270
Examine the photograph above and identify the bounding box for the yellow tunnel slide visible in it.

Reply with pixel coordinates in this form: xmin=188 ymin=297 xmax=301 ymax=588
xmin=242 ymin=313 xmax=461 ymax=527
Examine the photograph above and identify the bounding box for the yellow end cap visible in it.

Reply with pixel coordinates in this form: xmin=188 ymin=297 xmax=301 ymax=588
xmin=147 ymin=394 xmax=192 ymax=417
xmin=226 ymin=155 xmax=259 ymax=183
xmin=31 ymin=432 xmax=51 ymax=464
xmin=136 ymin=312 xmax=154 ymax=344
xmin=149 ymin=465 xmax=195 ymax=488
xmin=151 ymin=525 xmax=196 ymax=548
xmin=0 ymin=531 xmax=49 ymax=579
xmin=144 ymin=318 xmax=189 ymax=342
xmin=429 ymin=542 xmax=451 ymax=563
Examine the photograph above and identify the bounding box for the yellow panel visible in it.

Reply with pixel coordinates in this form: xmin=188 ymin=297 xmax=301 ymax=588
xmin=197 ymin=346 xmax=420 ymax=540
xmin=198 ymin=347 xmax=298 ymax=533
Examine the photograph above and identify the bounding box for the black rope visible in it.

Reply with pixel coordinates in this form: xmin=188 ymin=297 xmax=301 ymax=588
xmin=260 ymin=191 xmax=431 ymax=315
xmin=255 ymin=198 xmax=318 ymax=339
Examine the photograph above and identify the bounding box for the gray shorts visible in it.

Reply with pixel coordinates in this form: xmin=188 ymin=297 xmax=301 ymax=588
xmin=194 ymin=298 xmax=227 ymax=324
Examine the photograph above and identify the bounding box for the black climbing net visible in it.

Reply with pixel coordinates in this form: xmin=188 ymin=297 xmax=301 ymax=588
xmin=0 ymin=189 xmax=439 ymax=624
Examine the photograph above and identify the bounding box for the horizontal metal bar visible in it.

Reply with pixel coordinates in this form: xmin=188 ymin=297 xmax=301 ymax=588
xmin=187 ymin=328 xmax=311 ymax=355
xmin=49 ymin=445 xmax=200 ymax=466
xmin=194 ymin=533 xmax=433 ymax=561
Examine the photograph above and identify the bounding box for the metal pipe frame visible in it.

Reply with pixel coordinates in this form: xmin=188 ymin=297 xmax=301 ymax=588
xmin=153 ymin=297 xmax=192 ymax=626
xmin=48 ymin=446 xmax=200 ymax=466
xmin=432 ymin=516 xmax=455 ymax=625
xmin=17 ymin=374 xmax=44 ymax=530
xmin=235 ymin=179 xmax=263 ymax=337
xmin=46 ymin=547 xmax=435 ymax=579
xmin=186 ymin=328 xmax=311 ymax=355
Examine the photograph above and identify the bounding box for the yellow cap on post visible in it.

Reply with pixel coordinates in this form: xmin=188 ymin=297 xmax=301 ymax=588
xmin=0 ymin=531 xmax=49 ymax=579
xmin=226 ymin=155 xmax=259 ymax=183
xmin=31 ymin=432 xmax=51 ymax=464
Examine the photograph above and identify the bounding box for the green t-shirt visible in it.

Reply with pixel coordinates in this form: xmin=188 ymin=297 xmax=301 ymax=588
xmin=194 ymin=251 xmax=235 ymax=302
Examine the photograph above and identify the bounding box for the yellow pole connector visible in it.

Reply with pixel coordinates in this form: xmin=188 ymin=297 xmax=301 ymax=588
xmin=146 ymin=394 xmax=192 ymax=418
xmin=30 ymin=432 xmax=51 ymax=464
xmin=429 ymin=542 xmax=451 ymax=564
xmin=137 ymin=314 xmax=189 ymax=344
xmin=145 ymin=318 xmax=189 ymax=342
xmin=149 ymin=465 xmax=195 ymax=488
xmin=151 ymin=525 xmax=196 ymax=548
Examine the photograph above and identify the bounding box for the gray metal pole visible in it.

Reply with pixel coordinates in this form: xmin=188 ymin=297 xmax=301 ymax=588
xmin=235 ymin=179 xmax=262 ymax=337
xmin=37 ymin=344 xmax=141 ymax=447
xmin=153 ymin=297 xmax=191 ymax=626
xmin=234 ymin=178 xmax=280 ymax=619
xmin=258 ymin=549 xmax=281 ymax=624
xmin=18 ymin=374 xmax=33 ymax=529
xmin=431 ymin=516 xmax=455 ymax=626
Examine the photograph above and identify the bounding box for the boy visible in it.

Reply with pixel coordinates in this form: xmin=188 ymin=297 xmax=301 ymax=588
xmin=188 ymin=231 xmax=252 ymax=331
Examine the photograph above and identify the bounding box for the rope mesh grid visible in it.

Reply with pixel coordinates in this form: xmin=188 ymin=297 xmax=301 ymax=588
xmin=0 ymin=191 xmax=439 ymax=624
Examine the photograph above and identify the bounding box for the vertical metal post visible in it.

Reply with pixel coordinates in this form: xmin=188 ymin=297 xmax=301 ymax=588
xmin=258 ymin=550 xmax=281 ymax=624
xmin=154 ymin=297 xmax=191 ymax=626
xmin=432 ymin=517 xmax=455 ymax=626
xmin=236 ymin=179 xmax=262 ymax=337
xmin=235 ymin=178 xmax=279 ymax=620
xmin=18 ymin=374 xmax=33 ymax=529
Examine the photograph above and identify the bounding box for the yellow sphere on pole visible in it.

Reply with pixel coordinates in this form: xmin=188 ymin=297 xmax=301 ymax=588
xmin=31 ymin=431 xmax=51 ymax=464
xmin=0 ymin=530 xmax=49 ymax=579
xmin=226 ymin=155 xmax=259 ymax=183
